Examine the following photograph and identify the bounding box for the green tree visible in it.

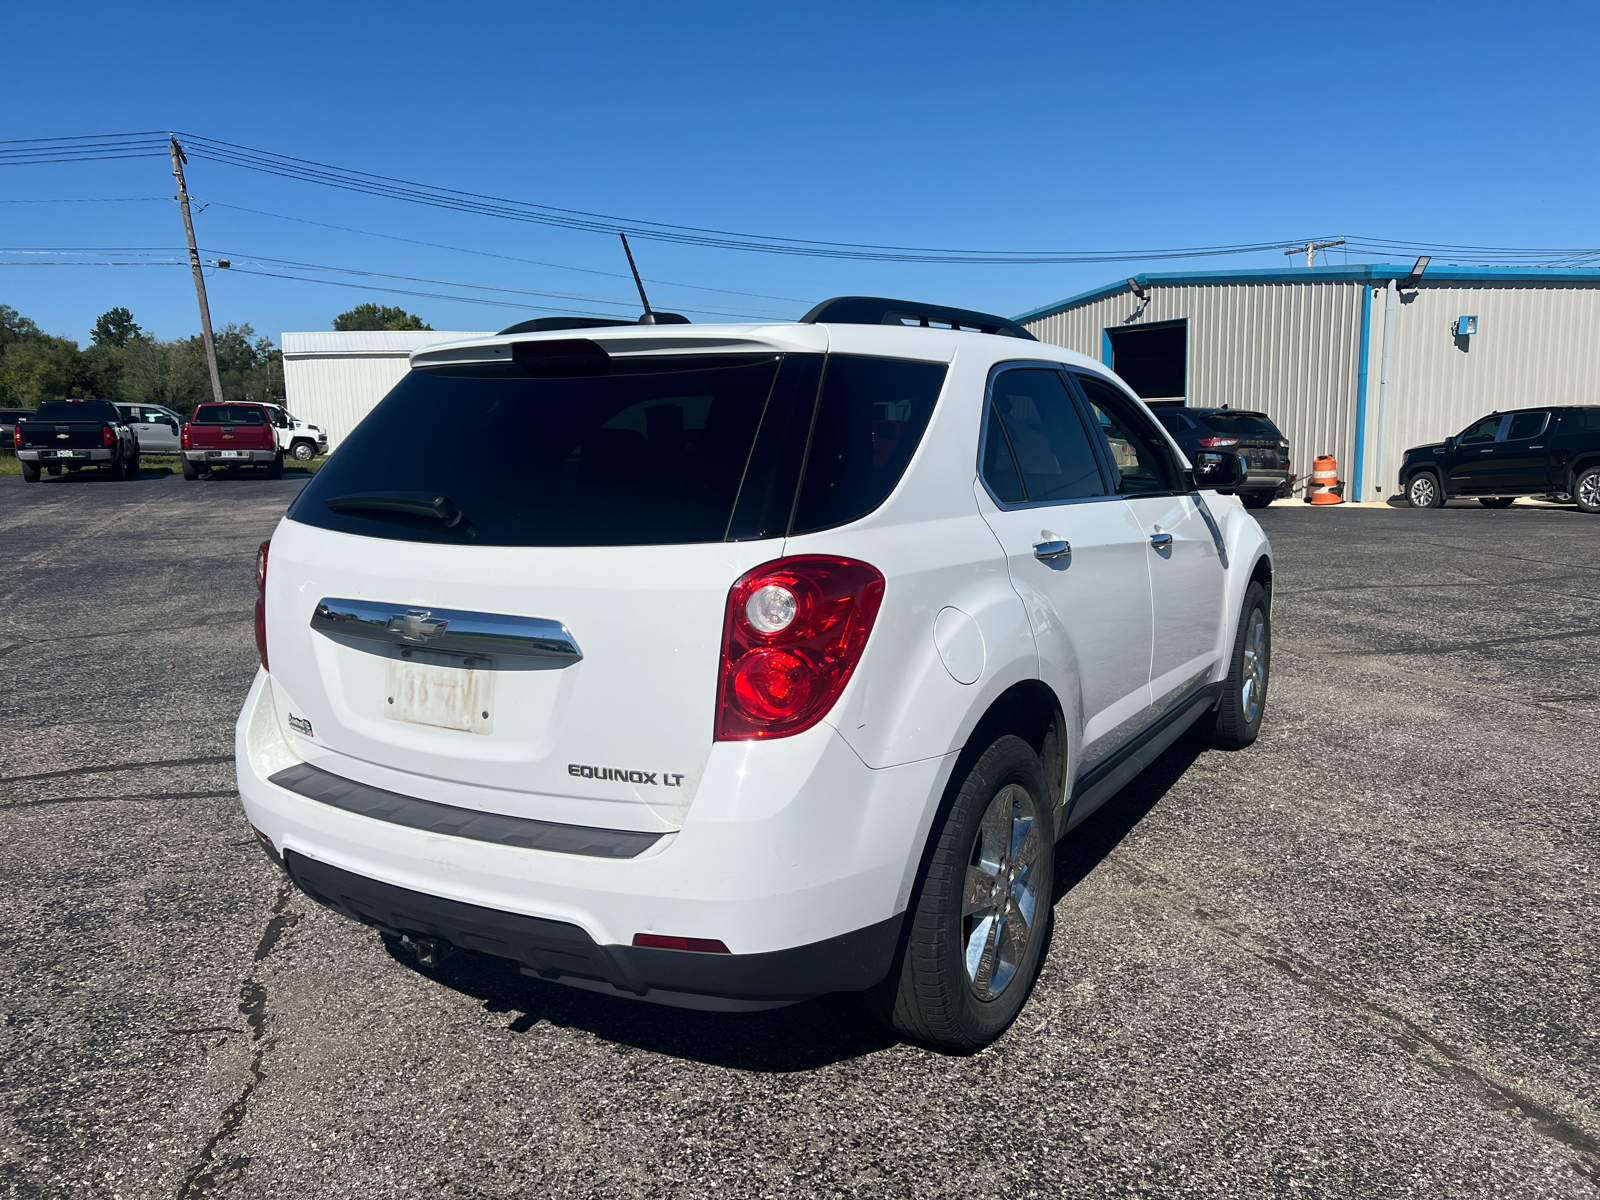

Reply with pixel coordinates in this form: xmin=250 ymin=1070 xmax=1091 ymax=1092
xmin=332 ymin=303 xmax=432 ymax=332
xmin=0 ymin=334 xmax=92 ymax=404
xmin=0 ymin=304 xmax=45 ymax=353
xmin=91 ymin=307 xmax=144 ymax=348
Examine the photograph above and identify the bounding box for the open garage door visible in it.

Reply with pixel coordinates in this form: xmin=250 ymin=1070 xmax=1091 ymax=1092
xmin=1106 ymin=320 xmax=1186 ymax=402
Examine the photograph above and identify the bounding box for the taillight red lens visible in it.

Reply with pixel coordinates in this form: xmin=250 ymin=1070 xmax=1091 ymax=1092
xmin=10 ymin=426 xmax=19 ymax=449
xmin=180 ymin=423 xmax=191 ymax=449
xmin=715 ymin=555 xmax=885 ymax=740
xmin=101 ymin=424 xmax=115 ymax=447
xmin=1198 ymin=436 xmax=1239 ymax=448
xmin=632 ymin=933 xmax=730 ymax=953
xmin=254 ymin=540 xmax=270 ymax=671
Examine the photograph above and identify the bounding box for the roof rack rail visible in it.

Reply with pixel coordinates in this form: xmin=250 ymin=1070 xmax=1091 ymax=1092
xmin=497 ymin=312 xmax=691 ymax=336
xmin=798 ymin=296 xmax=1036 ymax=341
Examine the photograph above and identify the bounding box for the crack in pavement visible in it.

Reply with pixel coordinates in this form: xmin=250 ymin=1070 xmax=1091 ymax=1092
xmin=175 ymin=881 xmax=302 ymax=1199
xmin=0 ymin=754 xmax=234 ymax=785
xmin=1104 ymin=851 xmax=1600 ymax=1183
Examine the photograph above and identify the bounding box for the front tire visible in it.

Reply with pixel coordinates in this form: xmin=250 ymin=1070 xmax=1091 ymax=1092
xmin=1214 ymin=580 xmax=1270 ymax=750
xmin=1406 ymin=472 xmax=1443 ymax=508
xmin=867 ymin=735 xmax=1054 ymax=1051
xmin=290 ymin=440 xmax=315 ymax=462
xmin=1575 ymin=467 xmax=1600 ymax=514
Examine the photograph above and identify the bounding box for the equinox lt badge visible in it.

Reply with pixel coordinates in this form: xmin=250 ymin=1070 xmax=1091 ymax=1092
xmin=569 ymin=764 xmax=686 ymax=787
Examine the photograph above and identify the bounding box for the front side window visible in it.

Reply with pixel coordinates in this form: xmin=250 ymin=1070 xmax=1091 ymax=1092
xmin=1074 ymin=373 xmax=1177 ymax=495
xmin=983 ymin=368 xmax=1106 ymax=504
xmin=1459 ymin=415 xmax=1505 ymax=444
xmin=1505 ymin=412 xmax=1549 ymax=440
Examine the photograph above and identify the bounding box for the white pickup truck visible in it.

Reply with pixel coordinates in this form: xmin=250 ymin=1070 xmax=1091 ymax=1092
xmin=259 ymin=404 xmax=329 ymax=462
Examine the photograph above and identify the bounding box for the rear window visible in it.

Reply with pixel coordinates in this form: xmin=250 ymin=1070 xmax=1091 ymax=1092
xmin=290 ymin=351 xmax=946 ymax=547
xmin=194 ymin=405 xmax=266 ymax=424
xmin=35 ymin=400 xmax=119 ymax=423
xmin=1198 ymin=412 xmax=1282 ymax=438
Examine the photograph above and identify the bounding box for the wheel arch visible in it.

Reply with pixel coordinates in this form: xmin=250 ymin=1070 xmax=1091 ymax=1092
xmin=1565 ymin=452 xmax=1600 ymax=492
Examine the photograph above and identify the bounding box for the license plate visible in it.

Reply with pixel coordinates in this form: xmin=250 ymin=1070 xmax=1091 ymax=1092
xmin=53 ymin=450 xmax=81 ymax=458
xmin=384 ymin=650 xmax=495 ymax=735
xmin=219 ymin=450 xmax=242 ymax=458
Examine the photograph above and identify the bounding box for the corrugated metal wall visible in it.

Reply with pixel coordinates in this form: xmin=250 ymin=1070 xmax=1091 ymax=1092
xmin=1360 ymin=283 xmax=1600 ymax=498
xmin=1024 ymin=282 xmax=1366 ymax=496
xmin=281 ymin=331 xmax=491 ymax=448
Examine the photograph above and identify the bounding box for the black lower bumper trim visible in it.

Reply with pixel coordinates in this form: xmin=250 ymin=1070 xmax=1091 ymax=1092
xmin=282 ymin=850 xmax=901 ymax=1002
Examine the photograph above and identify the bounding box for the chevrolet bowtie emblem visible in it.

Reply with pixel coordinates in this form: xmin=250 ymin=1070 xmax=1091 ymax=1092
xmin=57 ymin=433 xmax=69 ymax=439
xmin=386 ymin=610 xmax=449 ymax=641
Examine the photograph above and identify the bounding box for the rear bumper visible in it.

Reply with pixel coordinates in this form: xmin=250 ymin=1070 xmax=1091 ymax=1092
xmin=235 ymin=670 xmax=948 ymax=1005
xmin=17 ymin=449 xmax=111 ymax=462
xmin=1243 ymin=469 xmax=1291 ymax=490
xmin=185 ymin=449 xmax=276 ymax=462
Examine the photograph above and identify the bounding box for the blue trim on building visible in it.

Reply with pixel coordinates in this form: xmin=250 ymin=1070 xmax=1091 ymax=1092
xmin=1101 ymin=327 xmax=1113 ymax=367
xmin=1353 ymin=283 xmax=1372 ymax=500
xmin=1015 ymin=263 xmax=1600 ymax=324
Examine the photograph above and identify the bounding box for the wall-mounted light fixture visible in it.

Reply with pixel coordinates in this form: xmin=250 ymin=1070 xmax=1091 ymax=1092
xmin=1452 ymin=315 xmax=1478 ymax=337
xmin=1127 ymin=278 xmax=1149 ymax=302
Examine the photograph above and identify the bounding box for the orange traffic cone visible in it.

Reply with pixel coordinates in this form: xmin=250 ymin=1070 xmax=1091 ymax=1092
xmin=1307 ymin=455 xmax=1343 ymax=505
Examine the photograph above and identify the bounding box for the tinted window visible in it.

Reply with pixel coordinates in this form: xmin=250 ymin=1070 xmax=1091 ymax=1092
xmin=194 ymin=405 xmax=266 ymax=425
xmin=790 ymin=356 xmax=946 ymax=534
xmin=1155 ymin=410 xmax=1195 ymax=434
xmin=1460 ymin=415 xmax=1503 ymax=444
xmin=1564 ymin=410 xmax=1600 ymax=433
xmin=292 ymin=355 xmax=782 ymax=547
xmin=1074 ymin=373 xmax=1177 ymax=495
xmin=985 ymin=368 xmax=1106 ymax=503
xmin=1199 ymin=412 xmax=1282 ymax=438
xmin=1505 ymin=412 xmax=1548 ymax=440
xmin=982 ymin=403 xmax=1026 ymax=504
xmin=35 ymin=400 xmax=119 ymax=423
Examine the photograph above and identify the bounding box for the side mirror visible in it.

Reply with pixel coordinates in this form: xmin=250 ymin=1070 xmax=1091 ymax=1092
xmin=1192 ymin=451 xmax=1248 ymax=493
xmin=1445 ymin=436 xmax=1458 ymax=452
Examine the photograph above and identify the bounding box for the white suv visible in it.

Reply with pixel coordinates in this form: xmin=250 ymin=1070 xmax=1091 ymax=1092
xmin=236 ymin=297 xmax=1272 ymax=1050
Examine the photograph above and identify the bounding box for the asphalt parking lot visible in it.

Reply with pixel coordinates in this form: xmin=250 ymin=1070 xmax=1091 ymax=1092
xmin=2 ymin=468 xmax=1596 ymax=1200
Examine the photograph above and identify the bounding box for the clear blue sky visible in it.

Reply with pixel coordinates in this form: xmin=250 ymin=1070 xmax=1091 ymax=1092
xmin=5 ymin=1 xmax=1598 ymax=344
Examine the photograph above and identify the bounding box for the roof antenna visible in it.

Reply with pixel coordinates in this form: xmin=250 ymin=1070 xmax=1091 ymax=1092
xmin=620 ymin=232 xmax=656 ymax=324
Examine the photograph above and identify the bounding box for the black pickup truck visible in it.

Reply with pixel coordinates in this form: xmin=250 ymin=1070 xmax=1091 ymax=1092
xmin=14 ymin=399 xmax=140 ymax=483
xmin=1399 ymin=405 xmax=1600 ymax=511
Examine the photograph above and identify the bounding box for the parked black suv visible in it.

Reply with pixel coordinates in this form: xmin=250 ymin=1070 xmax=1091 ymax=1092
xmin=1399 ymin=406 xmax=1600 ymax=511
xmin=1152 ymin=407 xmax=1291 ymax=508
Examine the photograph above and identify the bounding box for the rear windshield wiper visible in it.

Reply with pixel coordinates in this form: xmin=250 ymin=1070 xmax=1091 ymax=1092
xmin=323 ymin=491 xmax=474 ymax=535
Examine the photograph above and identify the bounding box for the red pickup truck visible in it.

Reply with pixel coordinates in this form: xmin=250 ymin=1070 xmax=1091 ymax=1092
xmin=182 ymin=403 xmax=284 ymax=480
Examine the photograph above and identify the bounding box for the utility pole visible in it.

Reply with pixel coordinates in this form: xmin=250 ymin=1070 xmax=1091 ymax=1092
xmin=170 ymin=137 xmax=225 ymax=405
xmin=1284 ymin=238 xmax=1346 ymax=267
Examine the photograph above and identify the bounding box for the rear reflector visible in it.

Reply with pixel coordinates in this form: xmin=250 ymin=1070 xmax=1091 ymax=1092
xmin=632 ymin=933 xmax=731 ymax=954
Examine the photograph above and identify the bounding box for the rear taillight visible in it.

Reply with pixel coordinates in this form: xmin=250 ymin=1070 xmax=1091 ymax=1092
xmin=180 ymin=423 xmax=191 ymax=449
xmin=254 ymin=540 xmax=270 ymax=671
xmin=715 ymin=555 xmax=885 ymax=740
xmin=1198 ymin=436 xmax=1239 ymax=448
xmin=101 ymin=424 xmax=115 ymax=447
xmin=10 ymin=426 xmax=19 ymax=449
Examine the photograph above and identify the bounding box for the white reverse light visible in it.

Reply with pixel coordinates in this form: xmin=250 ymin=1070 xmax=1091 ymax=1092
xmin=745 ymin=584 xmax=797 ymax=634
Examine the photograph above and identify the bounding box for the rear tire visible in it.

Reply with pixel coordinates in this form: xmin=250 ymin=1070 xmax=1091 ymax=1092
xmin=108 ymin=450 xmax=127 ymax=481
xmin=866 ymin=735 xmax=1054 ymax=1051
xmin=125 ymin=452 xmax=140 ymax=479
xmin=181 ymin=456 xmax=200 ymax=481
xmin=1213 ymin=580 xmax=1270 ymax=750
xmin=1478 ymin=496 xmax=1515 ymax=508
xmin=1406 ymin=472 xmax=1443 ymax=508
xmin=265 ymin=451 xmax=284 ymax=480
xmin=21 ymin=459 xmax=40 ymax=482
xmin=1575 ymin=467 xmax=1600 ymax=514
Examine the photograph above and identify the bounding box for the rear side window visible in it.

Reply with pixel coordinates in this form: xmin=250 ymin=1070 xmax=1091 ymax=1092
xmin=790 ymin=356 xmax=947 ymax=534
xmin=194 ymin=405 xmax=266 ymax=425
xmin=1155 ymin=410 xmax=1196 ymax=433
xmin=1505 ymin=412 xmax=1548 ymax=440
xmin=35 ymin=400 xmax=119 ymax=423
xmin=1199 ymin=412 xmax=1282 ymax=438
xmin=984 ymin=368 xmax=1106 ymax=504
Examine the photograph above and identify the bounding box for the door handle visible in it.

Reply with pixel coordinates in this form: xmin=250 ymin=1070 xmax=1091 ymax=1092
xmin=1149 ymin=532 xmax=1173 ymax=551
xmin=1479 ymin=449 xmax=1494 ymax=453
xmin=1032 ymin=538 xmax=1071 ymax=562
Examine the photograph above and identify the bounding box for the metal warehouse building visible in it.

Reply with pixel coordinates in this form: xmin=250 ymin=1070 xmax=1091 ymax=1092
xmin=1018 ymin=265 xmax=1600 ymax=500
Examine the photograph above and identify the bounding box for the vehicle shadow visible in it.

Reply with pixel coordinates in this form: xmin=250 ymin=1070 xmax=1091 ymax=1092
xmin=381 ymin=725 xmax=1207 ymax=1071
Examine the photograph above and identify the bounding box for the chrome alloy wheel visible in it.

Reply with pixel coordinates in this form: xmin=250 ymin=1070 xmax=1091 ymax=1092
xmin=1409 ymin=475 xmax=1437 ymax=507
xmin=1580 ymin=472 xmax=1600 ymax=509
xmin=1241 ymin=608 xmax=1268 ymax=724
xmin=962 ymin=784 xmax=1044 ymax=1001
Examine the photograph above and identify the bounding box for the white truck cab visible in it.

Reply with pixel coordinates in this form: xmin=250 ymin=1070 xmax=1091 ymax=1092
xmin=259 ymin=404 xmax=329 ymax=461
xmin=235 ymin=297 xmax=1271 ymax=1049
